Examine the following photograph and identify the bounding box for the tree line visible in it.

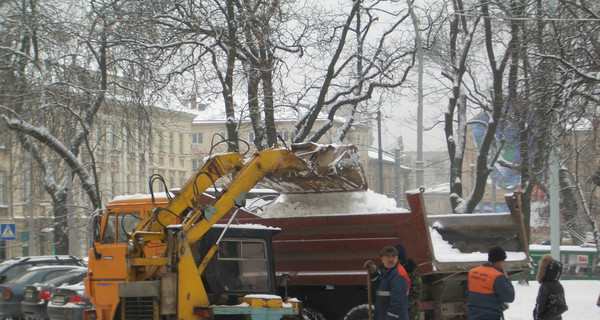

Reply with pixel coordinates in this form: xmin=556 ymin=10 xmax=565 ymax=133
xmin=0 ymin=0 xmax=598 ymax=253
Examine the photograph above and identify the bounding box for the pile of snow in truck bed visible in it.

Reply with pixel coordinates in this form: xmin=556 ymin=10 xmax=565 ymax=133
xmin=430 ymin=227 xmax=528 ymax=262
xmin=257 ymin=189 xmax=407 ymax=217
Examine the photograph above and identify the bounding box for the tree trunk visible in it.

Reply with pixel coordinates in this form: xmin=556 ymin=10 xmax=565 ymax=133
xmin=248 ymin=67 xmax=265 ymax=149
xmin=261 ymin=52 xmax=277 ymax=147
xmin=52 ymin=197 xmax=69 ymax=255
xmin=559 ymin=168 xmax=585 ymax=244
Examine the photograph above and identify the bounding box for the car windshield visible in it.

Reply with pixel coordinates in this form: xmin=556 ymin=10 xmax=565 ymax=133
xmin=0 ymin=260 xmax=18 ymax=274
xmin=9 ymin=268 xmax=68 ymax=284
xmin=9 ymin=269 xmax=45 ymax=283
xmin=44 ymin=270 xmax=86 ymax=286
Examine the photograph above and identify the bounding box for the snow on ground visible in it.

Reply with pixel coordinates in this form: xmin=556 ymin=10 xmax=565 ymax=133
xmin=506 ymin=280 xmax=600 ymax=320
xmin=258 ymin=190 xmax=406 ymax=217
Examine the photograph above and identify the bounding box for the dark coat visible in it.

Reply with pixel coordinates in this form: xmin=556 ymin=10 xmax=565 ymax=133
xmin=375 ymin=264 xmax=409 ymax=320
xmin=401 ymin=259 xmax=422 ymax=320
xmin=534 ymin=255 xmax=568 ymax=320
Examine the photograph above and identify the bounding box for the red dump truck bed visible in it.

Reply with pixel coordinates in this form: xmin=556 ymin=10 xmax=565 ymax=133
xmin=223 ymin=190 xmax=530 ymax=320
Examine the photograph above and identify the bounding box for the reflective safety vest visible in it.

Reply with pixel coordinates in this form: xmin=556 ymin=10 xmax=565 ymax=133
xmin=468 ymin=264 xmax=503 ymax=294
xmin=397 ymin=263 xmax=411 ymax=292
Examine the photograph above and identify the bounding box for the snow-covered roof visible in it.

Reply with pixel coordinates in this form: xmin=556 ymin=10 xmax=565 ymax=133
xmin=421 ymin=183 xmax=450 ymax=194
xmin=367 ymin=149 xmax=412 ymax=170
xmin=529 ymin=244 xmax=598 ymax=252
xmin=368 ymin=149 xmax=395 ymax=163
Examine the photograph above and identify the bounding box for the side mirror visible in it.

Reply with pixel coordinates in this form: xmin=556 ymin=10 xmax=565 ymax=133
xmin=279 ymin=273 xmax=289 ymax=287
xmin=279 ymin=273 xmax=289 ymax=298
xmin=92 ymin=214 xmax=102 ymax=243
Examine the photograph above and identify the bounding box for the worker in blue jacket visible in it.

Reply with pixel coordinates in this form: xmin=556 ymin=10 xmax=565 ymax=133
xmin=365 ymin=246 xmax=409 ymax=320
xmin=467 ymin=246 xmax=515 ymax=320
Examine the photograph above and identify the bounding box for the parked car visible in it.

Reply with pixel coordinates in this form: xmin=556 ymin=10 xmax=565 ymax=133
xmin=0 ymin=256 xmax=85 ymax=284
xmin=21 ymin=267 xmax=87 ymax=320
xmin=46 ymin=282 xmax=90 ymax=320
xmin=0 ymin=265 xmax=82 ymax=319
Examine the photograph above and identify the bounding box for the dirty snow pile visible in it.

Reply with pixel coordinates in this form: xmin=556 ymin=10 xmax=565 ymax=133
xmin=430 ymin=227 xmax=527 ymax=262
xmin=257 ymin=189 xmax=407 ymax=217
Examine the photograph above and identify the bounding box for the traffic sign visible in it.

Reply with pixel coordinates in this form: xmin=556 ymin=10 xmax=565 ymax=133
xmin=0 ymin=224 xmax=16 ymax=240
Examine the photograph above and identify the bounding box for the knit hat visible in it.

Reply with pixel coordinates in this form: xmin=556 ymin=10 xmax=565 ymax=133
xmin=380 ymin=246 xmax=398 ymax=257
xmin=488 ymin=246 xmax=507 ymax=262
xmin=395 ymin=244 xmax=407 ymax=262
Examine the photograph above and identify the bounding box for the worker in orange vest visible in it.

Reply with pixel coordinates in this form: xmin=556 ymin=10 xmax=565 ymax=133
xmin=467 ymin=246 xmax=515 ymax=320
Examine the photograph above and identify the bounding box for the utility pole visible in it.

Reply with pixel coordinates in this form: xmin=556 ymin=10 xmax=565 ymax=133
xmin=407 ymin=0 xmax=424 ymax=188
xmin=394 ymin=138 xmax=404 ymax=207
xmin=548 ymin=0 xmax=560 ymax=260
xmin=377 ymin=109 xmax=384 ymax=194
xmin=29 ymin=153 xmax=35 ymax=255
xmin=549 ymin=124 xmax=560 ymax=259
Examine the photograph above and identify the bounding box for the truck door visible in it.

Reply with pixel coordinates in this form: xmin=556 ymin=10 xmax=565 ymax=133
xmin=87 ymin=211 xmax=140 ymax=320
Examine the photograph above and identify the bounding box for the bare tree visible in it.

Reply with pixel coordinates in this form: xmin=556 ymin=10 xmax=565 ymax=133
xmin=291 ymin=0 xmax=417 ymax=144
xmin=0 ymin=0 xmax=156 ymax=254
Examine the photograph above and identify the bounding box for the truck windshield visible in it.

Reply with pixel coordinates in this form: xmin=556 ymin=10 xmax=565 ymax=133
xmin=101 ymin=212 xmax=141 ymax=244
xmin=217 ymin=240 xmax=270 ymax=293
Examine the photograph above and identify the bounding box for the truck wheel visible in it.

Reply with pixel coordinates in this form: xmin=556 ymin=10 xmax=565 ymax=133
xmin=343 ymin=304 xmax=373 ymax=320
xmin=302 ymin=306 xmax=326 ymax=320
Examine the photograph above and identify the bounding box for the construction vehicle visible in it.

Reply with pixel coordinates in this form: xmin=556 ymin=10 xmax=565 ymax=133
xmin=84 ymin=143 xmax=367 ymax=320
xmin=220 ymin=190 xmax=531 ymax=320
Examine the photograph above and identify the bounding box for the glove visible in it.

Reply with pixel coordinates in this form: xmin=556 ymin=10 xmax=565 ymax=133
xmin=502 ymin=302 xmax=509 ymax=311
xmin=363 ymin=260 xmax=377 ymax=274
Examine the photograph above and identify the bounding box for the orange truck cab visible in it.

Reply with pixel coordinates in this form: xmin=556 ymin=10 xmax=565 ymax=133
xmin=84 ymin=194 xmax=171 ymax=320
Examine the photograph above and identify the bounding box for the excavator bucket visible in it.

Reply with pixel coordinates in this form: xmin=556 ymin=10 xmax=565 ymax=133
xmin=259 ymin=142 xmax=367 ymax=194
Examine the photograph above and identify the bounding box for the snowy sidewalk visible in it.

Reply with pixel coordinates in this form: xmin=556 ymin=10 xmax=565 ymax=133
xmin=504 ymin=280 xmax=600 ymax=319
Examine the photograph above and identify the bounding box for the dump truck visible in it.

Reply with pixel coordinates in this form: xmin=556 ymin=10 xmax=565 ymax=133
xmin=219 ymin=189 xmax=531 ymax=320
xmin=84 ymin=143 xmax=367 ymax=320
xmin=86 ymin=142 xmax=530 ymax=320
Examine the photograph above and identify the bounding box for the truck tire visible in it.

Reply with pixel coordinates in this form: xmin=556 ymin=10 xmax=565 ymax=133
xmin=302 ymin=306 xmax=326 ymax=320
xmin=343 ymin=304 xmax=373 ymax=320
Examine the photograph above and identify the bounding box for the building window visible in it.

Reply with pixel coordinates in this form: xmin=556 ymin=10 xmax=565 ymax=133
xmin=179 ymin=133 xmax=184 ymax=153
xmin=192 ymin=132 xmax=203 ymax=144
xmin=169 ymin=132 xmax=174 ymax=154
xmin=179 ymin=171 xmax=186 ymax=187
xmin=277 ymin=131 xmax=289 ymax=142
xmin=159 ymin=132 xmax=164 ymax=152
xmin=111 ymin=125 xmax=118 ymax=149
xmin=192 ymin=159 xmax=203 ymax=170
xmin=248 ymin=132 xmax=255 ymax=143
xmin=21 ymin=171 xmax=29 ymax=202
xmin=169 ymin=170 xmax=176 ymax=189
xmin=0 ymin=172 xmax=5 ymax=205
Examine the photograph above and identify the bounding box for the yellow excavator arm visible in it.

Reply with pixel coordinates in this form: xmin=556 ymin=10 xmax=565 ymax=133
xmin=134 ymin=152 xmax=244 ymax=233
xmin=183 ymin=147 xmax=308 ymax=244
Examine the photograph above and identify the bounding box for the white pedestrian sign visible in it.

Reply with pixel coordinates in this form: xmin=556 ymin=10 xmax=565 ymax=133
xmin=0 ymin=224 xmax=16 ymax=240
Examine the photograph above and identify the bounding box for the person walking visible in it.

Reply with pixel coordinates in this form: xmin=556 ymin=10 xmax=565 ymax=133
xmin=467 ymin=246 xmax=515 ymax=320
xmin=364 ymin=246 xmax=410 ymax=320
xmin=395 ymin=244 xmax=422 ymax=320
xmin=533 ymin=254 xmax=568 ymax=320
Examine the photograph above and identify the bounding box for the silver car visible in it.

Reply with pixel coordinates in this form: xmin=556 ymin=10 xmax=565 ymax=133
xmin=46 ymin=281 xmax=90 ymax=320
